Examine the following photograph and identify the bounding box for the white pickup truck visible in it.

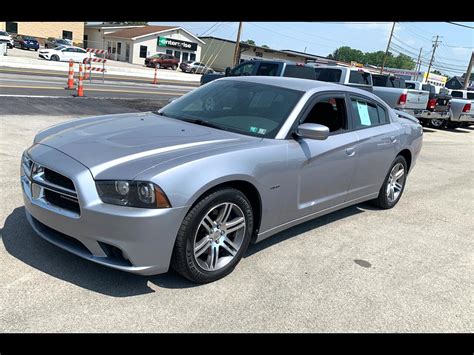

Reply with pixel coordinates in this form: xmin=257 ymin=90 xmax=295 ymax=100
xmin=448 ymin=89 xmax=474 ymax=127
xmin=312 ymin=65 xmax=373 ymax=92
xmin=371 ymin=74 xmax=429 ymax=116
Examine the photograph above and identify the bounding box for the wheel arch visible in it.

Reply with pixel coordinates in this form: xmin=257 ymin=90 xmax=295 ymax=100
xmin=397 ymin=148 xmax=412 ymax=172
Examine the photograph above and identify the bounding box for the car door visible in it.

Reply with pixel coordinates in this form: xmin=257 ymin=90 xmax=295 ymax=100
xmin=60 ymin=47 xmax=74 ymax=61
xmin=285 ymin=92 xmax=359 ymax=222
xmin=345 ymin=94 xmax=398 ymax=201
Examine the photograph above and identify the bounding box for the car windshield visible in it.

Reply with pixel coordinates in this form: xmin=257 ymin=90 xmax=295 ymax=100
xmin=24 ymin=36 xmax=36 ymax=41
xmin=158 ymin=80 xmax=304 ymax=138
xmin=0 ymin=31 xmax=9 ymax=36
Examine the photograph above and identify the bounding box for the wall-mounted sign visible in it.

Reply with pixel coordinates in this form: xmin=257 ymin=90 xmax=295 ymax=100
xmin=158 ymin=36 xmax=197 ymax=51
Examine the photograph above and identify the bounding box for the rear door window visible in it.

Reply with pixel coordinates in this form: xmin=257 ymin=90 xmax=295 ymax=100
xmin=256 ymin=63 xmax=280 ymax=76
xmin=314 ymin=68 xmax=342 ymax=82
xmin=283 ymin=65 xmax=316 ymax=79
xmin=451 ymin=91 xmax=463 ymax=98
xmin=349 ymin=71 xmax=372 ymax=85
xmin=467 ymin=92 xmax=474 ymax=100
xmin=350 ymin=98 xmax=383 ymax=129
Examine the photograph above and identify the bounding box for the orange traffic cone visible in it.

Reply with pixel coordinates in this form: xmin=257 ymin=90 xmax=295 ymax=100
xmin=152 ymin=66 xmax=158 ymax=84
xmin=65 ymin=59 xmax=75 ymax=90
xmin=73 ymin=64 xmax=85 ymax=97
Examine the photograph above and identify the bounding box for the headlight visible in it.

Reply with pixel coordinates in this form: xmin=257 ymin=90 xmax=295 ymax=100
xmin=21 ymin=152 xmax=32 ymax=177
xmin=95 ymin=180 xmax=171 ymax=209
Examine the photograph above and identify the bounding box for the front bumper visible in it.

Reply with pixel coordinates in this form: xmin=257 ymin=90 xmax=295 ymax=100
xmin=38 ymin=53 xmax=50 ymax=60
xmin=21 ymin=144 xmax=189 ymax=275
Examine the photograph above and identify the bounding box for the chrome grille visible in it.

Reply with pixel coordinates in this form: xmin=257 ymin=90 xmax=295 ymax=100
xmin=22 ymin=154 xmax=81 ymax=217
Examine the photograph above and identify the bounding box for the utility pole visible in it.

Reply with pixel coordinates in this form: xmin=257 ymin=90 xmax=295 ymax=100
xmin=426 ymin=35 xmax=440 ymax=84
xmin=380 ymin=22 xmax=396 ymax=74
xmin=462 ymin=51 xmax=474 ymax=90
xmin=415 ymin=47 xmax=423 ymax=81
xmin=232 ymin=22 xmax=243 ymax=66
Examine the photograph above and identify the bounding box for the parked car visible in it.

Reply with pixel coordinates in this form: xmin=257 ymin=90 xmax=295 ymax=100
xmin=312 ymin=65 xmax=373 ymax=92
xmin=0 ymin=30 xmax=13 ymax=48
xmin=200 ymin=59 xmax=316 ymax=85
xmin=44 ymin=37 xmax=73 ymax=49
xmin=38 ymin=45 xmax=92 ymax=62
xmin=181 ymin=61 xmax=214 ymax=75
xmin=20 ymin=76 xmax=422 ymax=283
xmin=371 ymin=74 xmax=429 ymax=116
xmin=144 ymin=53 xmax=179 ymax=70
xmin=13 ymin=35 xmax=39 ymax=51
xmin=405 ymin=81 xmax=452 ymax=128
xmin=447 ymin=89 xmax=474 ymax=128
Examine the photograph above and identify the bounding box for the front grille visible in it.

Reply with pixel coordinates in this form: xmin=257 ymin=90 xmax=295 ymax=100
xmin=44 ymin=168 xmax=75 ymax=191
xmin=44 ymin=189 xmax=80 ymax=214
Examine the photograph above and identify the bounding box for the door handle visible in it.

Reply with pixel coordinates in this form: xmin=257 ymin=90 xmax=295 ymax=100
xmin=346 ymin=147 xmax=356 ymax=157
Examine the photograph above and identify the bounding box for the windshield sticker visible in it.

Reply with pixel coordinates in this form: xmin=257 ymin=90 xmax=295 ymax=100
xmin=257 ymin=128 xmax=267 ymax=135
xmin=250 ymin=126 xmax=267 ymax=135
xmin=356 ymin=101 xmax=371 ymax=126
xmin=250 ymin=126 xmax=258 ymax=133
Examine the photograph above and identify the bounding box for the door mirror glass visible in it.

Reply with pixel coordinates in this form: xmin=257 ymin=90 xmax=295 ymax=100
xmin=296 ymin=123 xmax=329 ymax=140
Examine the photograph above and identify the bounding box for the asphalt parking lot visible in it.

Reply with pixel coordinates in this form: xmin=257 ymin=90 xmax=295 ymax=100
xmin=0 ymin=97 xmax=473 ymax=332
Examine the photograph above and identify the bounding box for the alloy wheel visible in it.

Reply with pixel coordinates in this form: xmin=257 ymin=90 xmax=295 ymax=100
xmin=386 ymin=163 xmax=405 ymax=203
xmin=430 ymin=119 xmax=445 ymax=128
xmin=193 ymin=202 xmax=246 ymax=271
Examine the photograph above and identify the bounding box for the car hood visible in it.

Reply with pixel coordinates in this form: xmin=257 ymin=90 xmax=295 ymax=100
xmin=33 ymin=112 xmax=258 ymax=180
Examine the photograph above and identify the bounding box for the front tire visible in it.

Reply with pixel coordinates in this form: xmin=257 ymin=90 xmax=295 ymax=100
xmin=155 ymin=63 xmax=161 ymax=69
xmin=171 ymin=188 xmax=254 ymax=284
xmin=371 ymin=155 xmax=408 ymax=209
xmin=50 ymin=55 xmax=59 ymax=61
xmin=171 ymin=64 xmax=177 ymax=70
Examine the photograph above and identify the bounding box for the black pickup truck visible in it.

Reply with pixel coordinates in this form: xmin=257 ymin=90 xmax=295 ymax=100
xmin=200 ymin=60 xmax=316 ymax=86
xmin=405 ymin=80 xmax=452 ymax=128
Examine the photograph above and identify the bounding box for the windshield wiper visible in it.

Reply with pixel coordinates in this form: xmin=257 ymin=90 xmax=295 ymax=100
xmin=180 ymin=118 xmax=226 ymax=131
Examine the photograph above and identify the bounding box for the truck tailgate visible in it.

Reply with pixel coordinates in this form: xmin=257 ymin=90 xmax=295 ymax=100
xmin=406 ymin=89 xmax=429 ymax=110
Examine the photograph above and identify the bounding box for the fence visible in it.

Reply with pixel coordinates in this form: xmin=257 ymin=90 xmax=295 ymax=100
xmin=84 ymin=48 xmax=108 ymax=83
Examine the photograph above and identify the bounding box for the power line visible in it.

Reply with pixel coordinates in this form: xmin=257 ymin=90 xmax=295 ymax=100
xmin=446 ymin=22 xmax=474 ymax=29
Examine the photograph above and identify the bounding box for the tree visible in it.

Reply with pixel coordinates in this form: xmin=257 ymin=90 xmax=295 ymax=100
xmin=241 ymin=39 xmax=256 ymax=46
xmin=261 ymin=44 xmax=270 ymax=48
xmin=330 ymin=46 xmax=365 ymax=63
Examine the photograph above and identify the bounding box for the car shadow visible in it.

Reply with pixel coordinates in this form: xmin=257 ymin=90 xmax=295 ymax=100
xmin=2 ymin=203 xmax=374 ymax=297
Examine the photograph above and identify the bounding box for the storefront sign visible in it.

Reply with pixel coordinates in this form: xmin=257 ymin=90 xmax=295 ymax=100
xmin=158 ymin=36 xmax=197 ymax=51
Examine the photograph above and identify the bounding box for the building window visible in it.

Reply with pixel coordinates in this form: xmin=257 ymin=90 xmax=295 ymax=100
xmin=166 ymin=49 xmax=173 ymax=55
xmin=117 ymin=42 xmax=122 ymax=55
xmin=139 ymin=45 xmax=147 ymax=58
xmin=62 ymin=30 xmax=73 ymax=40
xmin=190 ymin=53 xmax=196 ymax=61
xmin=182 ymin=52 xmax=189 ymax=62
xmin=6 ymin=22 xmax=18 ymax=34
xmin=83 ymin=35 xmax=88 ymax=49
xmin=174 ymin=50 xmax=181 ymax=61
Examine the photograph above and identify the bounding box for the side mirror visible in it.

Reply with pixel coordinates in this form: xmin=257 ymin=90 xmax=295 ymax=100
xmin=296 ymin=123 xmax=329 ymax=140
xmin=225 ymin=67 xmax=231 ymax=77
xmin=167 ymin=97 xmax=178 ymax=104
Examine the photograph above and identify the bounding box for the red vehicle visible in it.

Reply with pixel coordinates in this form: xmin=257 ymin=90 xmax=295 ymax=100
xmin=144 ymin=53 xmax=179 ymax=70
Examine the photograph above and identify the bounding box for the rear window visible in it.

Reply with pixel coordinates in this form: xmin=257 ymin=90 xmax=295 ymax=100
xmin=451 ymin=91 xmax=463 ymax=98
xmin=283 ymin=65 xmax=316 ymax=80
xmin=349 ymin=71 xmax=372 ymax=85
xmin=372 ymin=75 xmax=387 ymax=87
xmin=406 ymin=82 xmax=415 ymax=89
xmin=467 ymin=92 xmax=474 ymax=100
xmin=314 ymin=68 xmax=342 ymax=82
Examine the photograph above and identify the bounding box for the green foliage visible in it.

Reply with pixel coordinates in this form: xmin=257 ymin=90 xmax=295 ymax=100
xmin=241 ymin=39 xmax=256 ymax=46
xmin=328 ymin=46 xmax=416 ymax=70
xmin=261 ymin=44 xmax=270 ymax=48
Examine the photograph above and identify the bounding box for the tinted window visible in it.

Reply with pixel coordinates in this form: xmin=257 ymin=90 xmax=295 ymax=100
xmin=451 ymin=91 xmax=463 ymax=98
xmin=256 ymin=63 xmax=279 ymax=76
xmin=231 ymin=62 xmax=255 ymax=76
xmin=283 ymin=65 xmax=316 ymax=79
xmin=372 ymin=75 xmax=387 ymax=87
xmin=406 ymin=82 xmax=416 ymax=89
xmin=349 ymin=71 xmax=372 ymax=85
xmin=160 ymin=80 xmax=304 ymax=139
xmin=467 ymin=92 xmax=474 ymax=100
xmin=303 ymin=96 xmax=347 ymax=133
xmin=314 ymin=68 xmax=342 ymax=82
xmin=0 ymin=31 xmax=8 ymax=36
xmin=350 ymin=98 xmax=380 ymax=129
xmin=377 ymin=105 xmax=389 ymax=124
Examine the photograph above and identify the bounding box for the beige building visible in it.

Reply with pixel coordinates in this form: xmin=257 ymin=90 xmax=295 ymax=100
xmin=199 ymin=36 xmax=332 ymax=72
xmin=84 ymin=24 xmax=205 ymax=65
xmin=0 ymin=22 xmax=84 ymax=46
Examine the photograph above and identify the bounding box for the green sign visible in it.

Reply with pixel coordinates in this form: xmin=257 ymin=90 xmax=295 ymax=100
xmin=158 ymin=37 xmax=168 ymax=47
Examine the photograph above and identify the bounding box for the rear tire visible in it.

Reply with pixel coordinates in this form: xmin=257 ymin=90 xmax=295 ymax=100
xmin=429 ymin=118 xmax=446 ymax=129
xmin=371 ymin=155 xmax=408 ymax=209
xmin=172 ymin=64 xmax=177 ymax=70
xmin=171 ymin=188 xmax=254 ymax=284
xmin=155 ymin=63 xmax=161 ymax=69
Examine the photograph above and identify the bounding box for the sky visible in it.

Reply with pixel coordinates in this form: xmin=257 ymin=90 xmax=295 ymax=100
xmin=150 ymin=21 xmax=473 ymax=77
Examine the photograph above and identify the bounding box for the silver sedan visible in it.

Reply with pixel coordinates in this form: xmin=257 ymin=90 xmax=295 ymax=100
xmin=20 ymin=76 xmax=423 ymax=283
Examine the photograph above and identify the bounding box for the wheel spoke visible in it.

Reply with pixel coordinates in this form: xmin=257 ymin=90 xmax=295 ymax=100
xmin=194 ymin=237 xmax=211 ymax=258
xmin=394 ymin=168 xmax=404 ymax=180
xmin=394 ymin=182 xmax=403 ymax=192
xmin=389 ymin=186 xmax=395 ymax=202
xmin=208 ymin=246 xmax=219 ymax=270
xmin=202 ymin=215 xmax=214 ymax=233
xmin=225 ymin=217 xmax=245 ymax=234
xmin=216 ymin=203 xmax=232 ymax=224
xmin=221 ymin=237 xmax=239 ymax=256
